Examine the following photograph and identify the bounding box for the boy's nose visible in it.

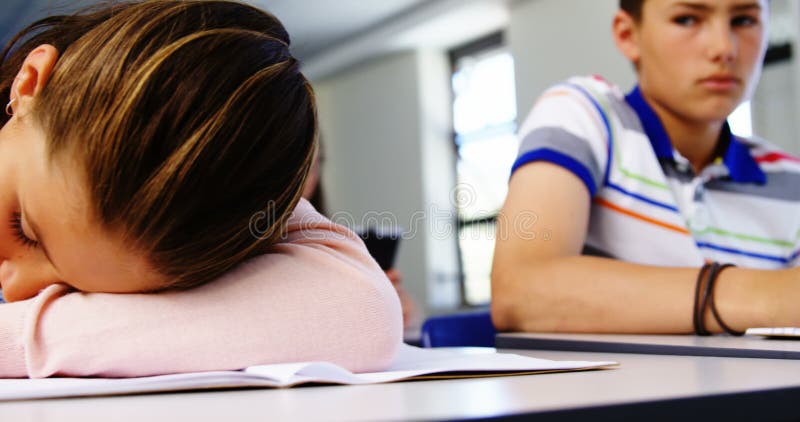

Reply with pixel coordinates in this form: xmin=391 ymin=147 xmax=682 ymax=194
xmin=707 ymin=24 xmax=737 ymax=63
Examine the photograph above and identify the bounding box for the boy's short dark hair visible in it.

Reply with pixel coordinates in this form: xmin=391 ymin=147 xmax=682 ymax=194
xmin=620 ymin=0 xmax=644 ymax=21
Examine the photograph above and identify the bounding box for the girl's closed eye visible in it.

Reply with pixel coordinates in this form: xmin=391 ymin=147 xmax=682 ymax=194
xmin=10 ymin=212 xmax=39 ymax=248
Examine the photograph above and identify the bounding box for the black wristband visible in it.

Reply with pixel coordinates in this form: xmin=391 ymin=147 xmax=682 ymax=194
xmin=693 ymin=262 xmax=713 ymax=336
xmin=698 ymin=262 xmax=719 ymax=336
xmin=708 ymin=263 xmax=743 ymax=336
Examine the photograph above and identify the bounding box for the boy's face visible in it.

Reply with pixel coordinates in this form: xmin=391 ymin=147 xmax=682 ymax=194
xmin=619 ymin=0 xmax=768 ymax=124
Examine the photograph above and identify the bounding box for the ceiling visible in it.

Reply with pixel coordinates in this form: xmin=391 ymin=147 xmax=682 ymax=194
xmin=3 ymin=0 xmax=797 ymax=67
xmin=0 ymin=0 xmax=432 ymax=61
xmin=249 ymin=0 xmax=430 ymax=60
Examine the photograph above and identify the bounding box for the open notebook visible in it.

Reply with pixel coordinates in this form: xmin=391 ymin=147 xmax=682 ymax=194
xmin=0 ymin=345 xmax=617 ymax=401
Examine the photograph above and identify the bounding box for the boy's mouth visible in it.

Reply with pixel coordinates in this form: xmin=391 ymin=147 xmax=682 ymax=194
xmin=699 ymin=74 xmax=741 ymax=91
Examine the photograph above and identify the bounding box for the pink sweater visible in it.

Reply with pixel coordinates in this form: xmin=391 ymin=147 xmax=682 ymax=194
xmin=0 ymin=199 xmax=403 ymax=378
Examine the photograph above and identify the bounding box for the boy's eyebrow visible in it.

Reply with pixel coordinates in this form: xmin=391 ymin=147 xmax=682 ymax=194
xmin=671 ymin=1 xmax=762 ymax=12
xmin=731 ymin=3 xmax=762 ymax=12
xmin=672 ymin=2 xmax=713 ymax=11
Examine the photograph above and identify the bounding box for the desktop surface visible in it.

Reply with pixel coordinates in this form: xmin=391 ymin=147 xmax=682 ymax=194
xmin=2 ymin=349 xmax=800 ymax=421
xmin=496 ymin=332 xmax=800 ymax=359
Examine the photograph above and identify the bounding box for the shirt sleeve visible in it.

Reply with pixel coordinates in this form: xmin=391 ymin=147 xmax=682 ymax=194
xmin=0 ymin=199 xmax=403 ymax=378
xmin=512 ymin=81 xmax=611 ymax=197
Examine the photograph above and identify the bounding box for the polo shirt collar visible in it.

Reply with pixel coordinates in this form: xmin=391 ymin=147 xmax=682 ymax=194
xmin=624 ymin=85 xmax=765 ymax=184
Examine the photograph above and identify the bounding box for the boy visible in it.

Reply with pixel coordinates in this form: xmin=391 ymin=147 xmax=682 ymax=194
xmin=492 ymin=0 xmax=800 ymax=334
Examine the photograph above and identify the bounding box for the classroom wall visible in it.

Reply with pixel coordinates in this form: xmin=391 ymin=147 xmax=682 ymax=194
xmin=415 ymin=50 xmax=463 ymax=310
xmin=751 ymin=0 xmax=800 ymax=155
xmin=752 ymin=61 xmax=799 ymax=154
xmin=508 ymin=0 xmax=636 ymax=120
xmin=314 ymin=51 xmax=462 ymax=316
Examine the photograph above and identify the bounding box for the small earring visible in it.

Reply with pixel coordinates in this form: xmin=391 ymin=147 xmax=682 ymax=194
xmin=5 ymin=98 xmax=16 ymax=117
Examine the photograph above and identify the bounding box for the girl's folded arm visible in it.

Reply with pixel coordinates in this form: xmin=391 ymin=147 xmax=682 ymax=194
xmin=0 ymin=201 xmax=403 ymax=378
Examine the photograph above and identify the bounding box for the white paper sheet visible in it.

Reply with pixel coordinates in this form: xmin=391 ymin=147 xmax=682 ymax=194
xmin=0 ymin=345 xmax=617 ymax=401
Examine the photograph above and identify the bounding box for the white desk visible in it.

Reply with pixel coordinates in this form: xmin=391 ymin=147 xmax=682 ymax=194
xmin=496 ymin=332 xmax=800 ymax=359
xmin=2 ymin=349 xmax=800 ymax=421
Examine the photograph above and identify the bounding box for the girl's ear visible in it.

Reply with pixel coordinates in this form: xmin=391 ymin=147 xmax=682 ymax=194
xmin=612 ymin=10 xmax=641 ymax=66
xmin=10 ymin=44 xmax=59 ymax=117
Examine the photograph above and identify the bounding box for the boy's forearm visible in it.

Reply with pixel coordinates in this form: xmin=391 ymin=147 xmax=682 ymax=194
xmin=491 ymin=256 xmax=786 ymax=334
xmin=712 ymin=266 xmax=793 ymax=332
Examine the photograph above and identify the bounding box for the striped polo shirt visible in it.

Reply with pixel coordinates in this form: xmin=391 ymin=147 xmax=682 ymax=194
xmin=513 ymin=75 xmax=800 ymax=269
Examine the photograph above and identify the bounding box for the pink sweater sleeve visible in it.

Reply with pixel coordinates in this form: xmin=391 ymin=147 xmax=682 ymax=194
xmin=0 ymin=199 xmax=403 ymax=378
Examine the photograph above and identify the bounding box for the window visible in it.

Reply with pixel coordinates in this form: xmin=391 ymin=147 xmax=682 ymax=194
xmin=730 ymin=40 xmax=794 ymax=140
xmin=450 ymin=33 xmax=517 ymax=305
xmin=729 ymin=101 xmax=753 ymax=138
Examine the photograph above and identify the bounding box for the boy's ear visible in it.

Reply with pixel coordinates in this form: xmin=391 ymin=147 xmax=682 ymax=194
xmin=10 ymin=44 xmax=59 ymax=117
xmin=612 ymin=10 xmax=641 ymax=65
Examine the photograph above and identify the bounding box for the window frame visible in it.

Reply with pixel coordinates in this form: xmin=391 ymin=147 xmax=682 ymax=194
xmin=449 ymin=31 xmax=514 ymax=307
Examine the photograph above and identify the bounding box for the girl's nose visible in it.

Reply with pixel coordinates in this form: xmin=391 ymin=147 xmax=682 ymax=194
xmin=0 ymin=259 xmax=61 ymax=302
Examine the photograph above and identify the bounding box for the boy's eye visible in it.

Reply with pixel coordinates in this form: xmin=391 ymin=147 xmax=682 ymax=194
xmin=673 ymin=15 xmax=698 ymax=26
xmin=10 ymin=212 xmax=39 ymax=249
xmin=731 ymin=15 xmax=758 ymax=27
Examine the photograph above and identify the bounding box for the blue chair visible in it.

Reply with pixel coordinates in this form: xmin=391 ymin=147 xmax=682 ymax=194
xmin=420 ymin=309 xmax=496 ymax=347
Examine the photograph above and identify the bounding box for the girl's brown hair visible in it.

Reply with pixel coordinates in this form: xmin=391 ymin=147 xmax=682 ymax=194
xmin=0 ymin=0 xmax=317 ymax=289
